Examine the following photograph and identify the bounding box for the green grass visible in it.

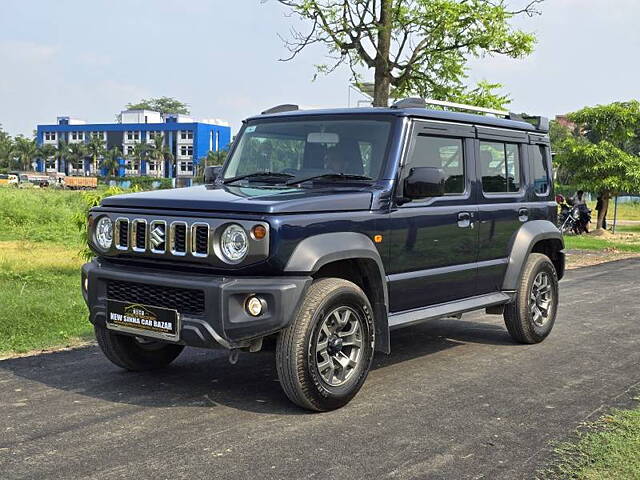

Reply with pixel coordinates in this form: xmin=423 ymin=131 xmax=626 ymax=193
xmin=614 ymin=202 xmax=640 ymax=221
xmin=544 ymin=406 xmax=640 ymax=479
xmin=616 ymin=224 xmax=640 ymax=233
xmin=0 ymin=188 xmax=91 ymax=355
xmin=0 ymin=241 xmax=90 ymax=355
xmin=0 ymin=187 xmax=85 ymax=245
xmin=564 ymin=230 xmax=640 ymax=253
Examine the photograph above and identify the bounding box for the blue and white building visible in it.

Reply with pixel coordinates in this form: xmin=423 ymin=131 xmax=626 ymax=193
xmin=36 ymin=110 xmax=231 ymax=179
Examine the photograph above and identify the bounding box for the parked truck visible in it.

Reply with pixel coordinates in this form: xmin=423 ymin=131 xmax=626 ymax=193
xmin=63 ymin=176 xmax=98 ymax=190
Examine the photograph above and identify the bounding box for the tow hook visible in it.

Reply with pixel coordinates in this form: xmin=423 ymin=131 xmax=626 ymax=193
xmin=228 ymin=349 xmax=239 ymax=365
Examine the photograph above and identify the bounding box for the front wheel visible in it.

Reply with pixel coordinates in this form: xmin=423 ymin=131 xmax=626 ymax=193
xmin=504 ymin=253 xmax=559 ymax=344
xmin=95 ymin=325 xmax=184 ymax=371
xmin=276 ymin=278 xmax=375 ymax=411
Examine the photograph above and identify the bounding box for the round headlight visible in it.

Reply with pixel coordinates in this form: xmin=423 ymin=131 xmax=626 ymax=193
xmin=220 ymin=224 xmax=248 ymax=262
xmin=95 ymin=217 xmax=113 ymax=251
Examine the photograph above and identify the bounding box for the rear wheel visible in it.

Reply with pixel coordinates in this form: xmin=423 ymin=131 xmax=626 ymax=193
xmin=276 ymin=278 xmax=375 ymax=411
xmin=95 ymin=325 xmax=184 ymax=371
xmin=504 ymin=253 xmax=559 ymax=344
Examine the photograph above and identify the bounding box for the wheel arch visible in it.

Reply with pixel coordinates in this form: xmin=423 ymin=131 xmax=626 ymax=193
xmin=284 ymin=232 xmax=390 ymax=353
xmin=502 ymin=220 xmax=565 ymax=291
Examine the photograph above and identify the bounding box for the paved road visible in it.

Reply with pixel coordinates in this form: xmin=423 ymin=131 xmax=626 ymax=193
xmin=2 ymin=260 xmax=640 ymax=480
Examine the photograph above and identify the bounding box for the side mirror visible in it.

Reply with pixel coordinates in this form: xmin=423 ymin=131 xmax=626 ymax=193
xmin=403 ymin=167 xmax=446 ymax=200
xmin=204 ymin=166 xmax=222 ymax=184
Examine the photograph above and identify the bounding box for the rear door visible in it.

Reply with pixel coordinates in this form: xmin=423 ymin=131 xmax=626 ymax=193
xmin=475 ymin=127 xmax=529 ymax=294
xmin=387 ymin=120 xmax=478 ymax=312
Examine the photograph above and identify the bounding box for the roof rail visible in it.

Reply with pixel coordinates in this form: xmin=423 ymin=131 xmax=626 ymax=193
xmin=261 ymin=104 xmax=299 ymax=115
xmin=391 ymin=97 xmax=509 ymax=117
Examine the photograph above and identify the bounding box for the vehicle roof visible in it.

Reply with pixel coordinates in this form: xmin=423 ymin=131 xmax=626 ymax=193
xmin=247 ymin=107 xmax=538 ymax=132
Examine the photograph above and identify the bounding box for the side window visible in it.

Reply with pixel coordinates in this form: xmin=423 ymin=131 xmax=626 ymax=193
xmin=531 ymin=145 xmax=550 ymax=195
xmin=479 ymin=141 xmax=521 ymax=193
xmin=408 ymin=135 xmax=465 ymax=195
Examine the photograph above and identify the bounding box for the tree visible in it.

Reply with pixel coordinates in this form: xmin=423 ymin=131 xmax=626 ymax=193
xmin=276 ymin=0 xmax=541 ymax=107
xmin=54 ymin=139 xmax=69 ymax=174
xmin=12 ymin=136 xmax=38 ymax=171
xmin=0 ymin=129 xmax=13 ymax=170
xmin=554 ymin=100 xmax=640 ymax=229
xmin=37 ymin=144 xmax=57 ymax=170
xmin=147 ymin=135 xmax=173 ymax=177
xmin=86 ymin=135 xmax=106 ymax=174
xmin=126 ymin=97 xmax=190 ymax=116
xmin=203 ymin=149 xmax=227 ymax=166
xmin=101 ymin=147 xmax=121 ymax=176
xmin=67 ymin=142 xmax=88 ymax=173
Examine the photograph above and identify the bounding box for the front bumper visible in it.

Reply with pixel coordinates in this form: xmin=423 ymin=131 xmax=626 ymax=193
xmin=81 ymin=260 xmax=311 ymax=349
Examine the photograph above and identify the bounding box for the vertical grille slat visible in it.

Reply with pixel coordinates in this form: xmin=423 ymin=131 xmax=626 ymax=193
xmin=136 ymin=222 xmax=146 ymax=250
xmin=171 ymin=222 xmax=187 ymax=255
xmin=119 ymin=222 xmax=129 ymax=247
xmin=115 ymin=218 xmax=129 ymax=250
xmin=191 ymin=223 xmax=209 ymax=257
xmin=131 ymin=219 xmax=147 ymax=252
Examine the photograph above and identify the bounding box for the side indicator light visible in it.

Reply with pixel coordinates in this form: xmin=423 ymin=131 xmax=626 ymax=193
xmin=373 ymin=234 xmax=383 ymax=243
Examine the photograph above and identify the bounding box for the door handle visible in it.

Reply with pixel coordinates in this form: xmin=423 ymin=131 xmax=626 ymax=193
xmin=518 ymin=207 xmax=529 ymax=222
xmin=458 ymin=212 xmax=472 ymax=228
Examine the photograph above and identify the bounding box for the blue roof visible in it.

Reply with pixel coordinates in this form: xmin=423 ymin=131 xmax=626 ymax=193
xmin=248 ymin=107 xmax=537 ymax=132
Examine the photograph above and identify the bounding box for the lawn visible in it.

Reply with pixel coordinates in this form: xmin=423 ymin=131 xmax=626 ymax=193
xmin=563 ymin=229 xmax=640 ymax=253
xmin=0 ymin=187 xmax=91 ymax=355
xmin=544 ymin=406 xmax=640 ymax=479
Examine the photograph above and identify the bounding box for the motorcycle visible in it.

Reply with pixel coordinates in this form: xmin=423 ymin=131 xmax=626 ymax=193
xmin=557 ymin=195 xmax=591 ymax=235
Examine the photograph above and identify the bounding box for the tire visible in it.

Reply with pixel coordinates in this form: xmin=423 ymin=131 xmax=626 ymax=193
xmin=276 ymin=278 xmax=375 ymax=411
xmin=504 ymin=253 xmax=559 ymax=344
xmin=94 ymin=325 xmax=184 ymax=371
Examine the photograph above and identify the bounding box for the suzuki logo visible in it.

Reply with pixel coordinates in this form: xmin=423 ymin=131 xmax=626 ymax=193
xmin=150 ymin=224 xmax=165 ymax=249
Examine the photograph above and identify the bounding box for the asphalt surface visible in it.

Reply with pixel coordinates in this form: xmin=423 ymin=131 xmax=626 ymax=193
xmin=1 ymin=259 xmax=640 ymax=480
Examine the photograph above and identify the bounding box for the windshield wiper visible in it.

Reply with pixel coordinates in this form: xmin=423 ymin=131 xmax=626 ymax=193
xmin=285 ymin=173 xmax=372 ymax=185
xmin=223 ymin=171 xmax=294 ymax=185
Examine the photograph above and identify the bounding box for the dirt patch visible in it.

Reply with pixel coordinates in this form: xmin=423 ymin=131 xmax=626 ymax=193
xmin=565 ymin=249 xmax=640 ymax=269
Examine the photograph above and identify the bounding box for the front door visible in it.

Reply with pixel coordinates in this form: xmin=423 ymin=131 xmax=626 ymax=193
xmin=387 ymin=122 xmax=478 ymax=312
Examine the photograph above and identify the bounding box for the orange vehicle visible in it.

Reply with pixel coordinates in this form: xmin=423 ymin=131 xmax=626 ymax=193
xmin=63 ymin=176 xmax=98 ymax=190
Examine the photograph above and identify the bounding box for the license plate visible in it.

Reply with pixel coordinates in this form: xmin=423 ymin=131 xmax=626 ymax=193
xmin=106 ymin=300 xmax=180 ymax=342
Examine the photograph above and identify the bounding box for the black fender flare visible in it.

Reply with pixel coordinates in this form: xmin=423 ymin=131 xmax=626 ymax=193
xmin=285 ymin=232 xmax=390 ymax=353
xmin=502 ymin=220 xmax=565 ymax=291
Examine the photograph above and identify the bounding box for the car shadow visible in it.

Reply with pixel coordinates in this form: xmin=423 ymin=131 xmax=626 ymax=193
xmin=0 ymin=316 xmax=515 ymax=415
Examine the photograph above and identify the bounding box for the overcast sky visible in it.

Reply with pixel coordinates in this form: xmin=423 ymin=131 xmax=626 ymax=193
xmin=1 ymin=0 xmax=638 ymax=136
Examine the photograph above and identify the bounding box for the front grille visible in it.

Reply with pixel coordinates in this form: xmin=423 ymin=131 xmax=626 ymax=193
xmin=107 ymin=280 xmax=205 ymax=315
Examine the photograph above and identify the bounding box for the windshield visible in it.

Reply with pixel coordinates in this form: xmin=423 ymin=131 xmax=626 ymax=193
xmin=223 ymin=117 xmax=393 ymax=183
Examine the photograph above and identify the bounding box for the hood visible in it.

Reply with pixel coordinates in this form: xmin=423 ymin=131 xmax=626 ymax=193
xmin=100 ymin=184 xmax=374 ymax=214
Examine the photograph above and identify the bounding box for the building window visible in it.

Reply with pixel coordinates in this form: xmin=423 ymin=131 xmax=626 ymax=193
xmin=127 ymin=132 xmax=133 ymax=141
xmin=44 ymin=132 xmax=56 ymax=141
xmin=179 ymin=161 xmax=193 ymax=172
xmin=134 ymin=132 xmax=139 ymax=140
xmin=180 ymin=130 xmax=193 ymax=140
xmin=479 ymin=141 xmax=521 ymax=193
xmin=127 ymin=145 xmax=134 ymax=154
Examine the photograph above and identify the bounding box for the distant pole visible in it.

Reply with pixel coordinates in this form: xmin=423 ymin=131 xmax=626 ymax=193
xmin=612 ymin=196 xmax=618 ymax=234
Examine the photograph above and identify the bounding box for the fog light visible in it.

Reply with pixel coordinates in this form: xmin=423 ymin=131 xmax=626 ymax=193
xmin=245 ymin=296 xmax=266 ymax=317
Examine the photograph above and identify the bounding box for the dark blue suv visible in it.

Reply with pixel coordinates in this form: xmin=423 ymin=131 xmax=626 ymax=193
xmin=82 ymin=99 xmax=564 ymax=411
